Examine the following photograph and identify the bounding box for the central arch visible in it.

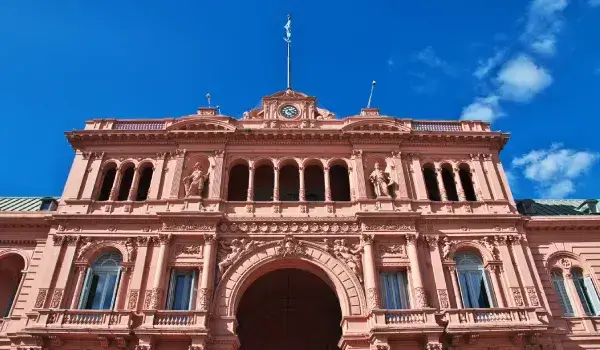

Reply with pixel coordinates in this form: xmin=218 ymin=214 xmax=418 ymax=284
xmin=237 ymin=268 xmax=342 ymax=349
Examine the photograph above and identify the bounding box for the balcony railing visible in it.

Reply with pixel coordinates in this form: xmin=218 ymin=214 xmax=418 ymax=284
xmin=445 ymin=307 xmax=544 ymax=332
xmin=140 ymin=310 xmax=208 ymax=329
xmin=369 ymin=309 xmax=442 ymax=333
xmin=29 ymin=309 xmax=134 ymax=330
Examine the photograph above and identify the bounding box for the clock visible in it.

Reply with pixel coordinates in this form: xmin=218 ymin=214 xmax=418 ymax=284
xmin=280 ymin=105 xmax=300 ymax=119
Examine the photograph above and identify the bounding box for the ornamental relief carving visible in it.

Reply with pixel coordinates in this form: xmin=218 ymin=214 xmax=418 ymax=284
xmin=218 ymin=221 xmax=360 ymax=234
xmin=325 ymin=238 xmax=363 ymax=282
xmin=376 ymin=243 xmax=407 ymax=258
xmin=76 ymin=236 xmax=138 ymax=263
xmin=174 ymin=244 xmax=203 ymax=258
xmin=362 ymin=221 xmax=415 ymax=232
xmin=162 ymin=220 xmax=216 ymax=232
xmin=217 ymin=238 xmax=264 ymax=274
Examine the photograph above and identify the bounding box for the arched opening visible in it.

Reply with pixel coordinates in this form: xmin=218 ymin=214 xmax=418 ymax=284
xmin=441 ymin=164 xmax=458 ymax=201
xmin=117 ymin=165 xmax=135 ymax=201
xmin=550 ymin=269 xmax=575 ymax=316
xmin=236 ymin=268 xmax=342 ymax=350
xmin=201 ymin=177 xmax=210 ymax=199
xmin=227 ymin=164 xmax=250 ymax=201
xmin=253 ymin=164 xmax=274 ymax=201
xmin=0 ymin=254 xmax=25 ymax=317
xmin=422 ymin=164 xmax=441 ymax=201
xmin=279 ymin=164 xmax=300 ymax=201
xmin=571 ymin=267 xmax=600 ymax=316
xmin=459 ymin=164 xmax=477 ymax=201
xmin=330 ymin=164 xmax=350 ymax=202
xmin=135 ymin=165 xmax=154 ymax=201
xmin=97 ymin=165 xmax=117 ymax=201
xmin=304 ymin=165 xmax=325 ymax=202
xmin=80 ymin=252 xmax=123 ymax=310
xmin=454 ymin=252 xmax=494 ymax=308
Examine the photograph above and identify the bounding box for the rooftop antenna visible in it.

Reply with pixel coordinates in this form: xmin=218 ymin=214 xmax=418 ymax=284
xmin=367 ymin=80 xmax=376 ymax=108
xmin=206 ymin=93 xmax=211 ymax=107
xmin=216 ymin=105 xmax=221 ymax=114
xmin=284 ymin=14 xmax=292 ymax=90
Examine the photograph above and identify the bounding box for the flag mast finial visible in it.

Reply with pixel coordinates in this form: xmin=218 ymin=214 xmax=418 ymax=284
xmin=284 ymin=14 xmax=292 ymax=90
xmin=367 ymin=80 xmax=376 ymax=108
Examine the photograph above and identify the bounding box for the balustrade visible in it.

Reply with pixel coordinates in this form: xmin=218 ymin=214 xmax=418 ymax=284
xmin=30 ymin=309 xmax=134 ymax=330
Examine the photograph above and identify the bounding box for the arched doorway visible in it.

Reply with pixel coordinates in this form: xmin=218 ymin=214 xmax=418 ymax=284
xmin=236 ymin=268 xmax=342 ymax=350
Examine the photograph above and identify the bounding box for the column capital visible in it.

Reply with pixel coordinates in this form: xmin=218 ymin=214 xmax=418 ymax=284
xmin=204 ymin=234 xmax=216 ymax=244
xmin=360 ymin=233 xmax=374 ymax=245
xmin=158 ymin=233 xmax=172 ymax=245
xmin=406 ymin=233 xmax=419 ymax=245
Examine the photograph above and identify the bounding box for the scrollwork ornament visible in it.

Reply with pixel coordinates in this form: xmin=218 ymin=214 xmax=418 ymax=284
xmin=275 ymin=235 xmax=307 ymax=258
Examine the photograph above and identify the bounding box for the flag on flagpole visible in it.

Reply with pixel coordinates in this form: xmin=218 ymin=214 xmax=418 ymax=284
xmin=284 ymin=14 xmax=291 ymax=43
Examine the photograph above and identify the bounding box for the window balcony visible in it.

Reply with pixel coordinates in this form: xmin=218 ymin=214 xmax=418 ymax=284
xmin=138 ymin=310 xmax=208 ymax=333
xmin=26 ymin=309 xmax=134 ymax=334
xmin=444 ymin=307 xmax=546 ymax=334
xmin=369 ymin=309 xmax=443 ymax=334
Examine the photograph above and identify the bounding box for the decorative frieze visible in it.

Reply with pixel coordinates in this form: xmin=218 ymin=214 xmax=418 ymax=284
xmin=161 ymin=221 xmax=216 ymax=232
xmin=376 ymin=243 xmax=407 ymax=258
xmin=362 ymin=221 xmax=415 ymax=232
xmin=219 ymin=221 xmax=360 ymax=234
xmin=174 ymin=244 xmax=203 ymax=258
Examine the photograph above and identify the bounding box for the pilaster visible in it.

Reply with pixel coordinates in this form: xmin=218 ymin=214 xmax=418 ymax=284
xmin=409 ymin=153 xmax=428 ymax=200
xmin=482 ymin=153 xmax=505 ymax=200
xmin=148 ymin=153 xmax=167 ymax=200
xmin=33 ymin=234 xmax=64 ymax=309
xmin=406 ymin=234 xmax=428 ymax=308
xmin=469 ymin=154 xmax=492 ymax=200
xmin=351 ymin=150 xmax=368 ymax=200
xmin=425 ymin=236 xmax=450 ymax=309
xmin=149 ymin=233 xmax=172 ymax=309
xmin=81 ymin=153 xmax=105 ymax=199
xmin=129 ymin=236 xmax=151 ymax=310
xmin=49 ymin=236 xmax=79 ymax=309
xmin=360 ymin=234 xmax=378 ymax=310
xmin=62 ymin=151 xmax=92 ymax=200
xmin=390 ymin=152 xmax=409 ymax=199
xmin=169 ymin=149 xmax=186 ymax=199
xmin=209 ymin=150 xmax=225 ymax=199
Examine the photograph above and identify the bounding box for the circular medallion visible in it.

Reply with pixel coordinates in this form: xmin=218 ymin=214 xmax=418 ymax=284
xmin=280 ymin=105 xmax=299 ymax=118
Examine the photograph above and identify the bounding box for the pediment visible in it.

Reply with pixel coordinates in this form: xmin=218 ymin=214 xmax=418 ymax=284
xmin=341 ymin=119 xmax=410 ymax=133
xmin=167 ymin=118 xmax=236 ymax=132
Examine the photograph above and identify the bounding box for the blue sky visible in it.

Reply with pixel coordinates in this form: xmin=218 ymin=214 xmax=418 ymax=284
xmin=0 ymin=0 xmax=599 ymax=199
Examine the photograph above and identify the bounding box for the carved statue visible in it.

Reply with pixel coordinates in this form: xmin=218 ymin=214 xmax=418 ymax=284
xmin=217 ymin=239 xmax=260 ymax=274
xmin=329 ymin=239 xmax=363 ymax=281
xmin=183 ymin=162 xmax=208 ymax=197
xmin=442 ymin=237 xmax=453 ymax=260
xmin=369 ymin=162 xmax=393 ymax=198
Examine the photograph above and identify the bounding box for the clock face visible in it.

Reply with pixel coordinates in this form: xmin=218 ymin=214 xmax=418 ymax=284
xmin=280 ymin=105 xmax=300 ymax=119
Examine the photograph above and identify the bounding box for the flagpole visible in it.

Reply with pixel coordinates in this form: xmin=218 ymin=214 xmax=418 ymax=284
xmin=286 ymin=14 xmax=292 ymax=90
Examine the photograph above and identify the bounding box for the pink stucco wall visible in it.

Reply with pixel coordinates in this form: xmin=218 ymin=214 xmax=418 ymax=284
xmin=0 ymin=90 xmax=596 ymax=349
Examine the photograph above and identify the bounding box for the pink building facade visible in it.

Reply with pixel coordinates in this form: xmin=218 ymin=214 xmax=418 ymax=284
xmin=0 ymin=89 xmax=599 ymax=350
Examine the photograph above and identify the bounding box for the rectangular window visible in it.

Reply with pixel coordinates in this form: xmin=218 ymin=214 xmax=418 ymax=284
xmin=379 ymin=271 xmax=410 ymax=309
xmin=166 ymin=269 xmax=197 ymax=310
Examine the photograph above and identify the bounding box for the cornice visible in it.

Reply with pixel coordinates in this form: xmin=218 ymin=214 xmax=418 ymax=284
xmin=524 ymin=215 xmax=600 ymax=231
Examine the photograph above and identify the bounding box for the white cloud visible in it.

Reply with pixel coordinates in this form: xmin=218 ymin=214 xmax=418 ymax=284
xmin=413 ymin=46 xmax=456 ymax=76
xmin=497 ymin=55 xmax=553 ymax=102
xmin=511 ymin=144 xmax=598 ymax=198
xmin=474 ymin=49 xmax=506 ymax=80
xmin=460 ymin=95 xmax=502 ymax=122
xmin=523 ymin=0 xmax=567 ymax=56
xmin=589 ymin=0 xmax=600 ymax=7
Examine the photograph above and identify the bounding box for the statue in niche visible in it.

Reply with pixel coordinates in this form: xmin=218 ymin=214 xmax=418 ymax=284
xmin=442 ymin=237 xmax=453 ymax=260
xmin=183 ymin=162 xmax=208 ymax=197
xmin=217 ymin=239 xmax=260 ymax=274
xmin=369 ymin=162 xmax=394 ymax=198
xmin=327 ymin=239 xmax=364 ymax=282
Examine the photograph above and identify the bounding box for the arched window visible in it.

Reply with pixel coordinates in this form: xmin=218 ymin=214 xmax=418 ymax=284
xmin=254 ymin=164 xmax=274 ymax=201
xmin=459 ymin=164 xmax=477 ymax=201
xmin=441 ymin=165 xmax=458 ymax=201
xmin=227 ymin=164 xmax=249 ymax=201
xmin=329 ymin=164 xmax=351 ymax=201
xmin=454 ymin=252 xmax=494 ymax=308
xmin=304 ymin=165 xmax=325 ymax=201
xmin=0 ymin=254 xmax=25 ymax=317
xmin=135 ymin=166 xmax=154 ymax=201
xmin=422 ymin=164 xmax=440 ymax=201
xmin=79 ymin=252 xmax=122 ymax=310
xmin=551 ymin=270 xmax=575 ymax=316
xmin=279 ymin=164 xmax=300 ymax=201
xmin=97 ymin=165 xmax=117 ymax=201
xmin=117 ymin=166 xmax=135 ymax=201
xmin=571 ymin=268 xmax=600 ymax=316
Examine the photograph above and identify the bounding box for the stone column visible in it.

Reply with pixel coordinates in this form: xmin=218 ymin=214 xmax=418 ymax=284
xmin=390 ymin=152 xmax=409 ymax=199
xmin=50 ymin=237 xmax=79 ymax=309
xmin=406 ymin=234 xmax=428 ymax=308
xmin=453 ymin=166 xmax=466 ymax=201
xmin=351 ymin=150 xmax=368 ymax=200
xmin=486 ymin=265 xmax=506 ymax=307
xmin=273 ymin=166 xmax=280 ymax=201
xmin=109 ymin=169 xmax=124 ymax=201
xmin=70 ymin=264 xmax=88 ymax=309
xmin=482 ymin=154 xmax=506 ymax=200
xmin=148 ymin=153 xmax=167 ymax=200
xmin=360 ymin=234 xmax=379 ymax=309
xmin=198 ymin=235 xmax=217 ymax=311
xmin=246 ymin=165 xmax=255 ymax=201
xmin=114 ymin=265 xmax=132 ymax=310
xmin=299 ymin=166 xmax=306 ymax=201
xmin=426 ymin=237 xmax=450 ymax=309
xmin=81 ymin=153 xmax=105 ymax=199
xmin=129 ymin=237 xmax=152 ymax=310
xmin=434 ymin=164 xmax=448 ymax=201
xmin=169 ymin=149 xmax=186 ymax=198
xmin=409 ymin=153 xmax=427 ymax=200
xmin=447 ymin=265 xmax=463 ymax=308
xmin=209 ymin=150 xmax=225 ymax=199
xmin=469 ymin=154 xmax=492 ymax=200
xmin=509 ymin=236 xmax=541 ymax=307
xmin=150 ymin=233 xmax=172 ymax=309
xmin=323 ymin=166 xmax=332 ymax=201
xmin=127 ymin=168 xmax=142 ymax=201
